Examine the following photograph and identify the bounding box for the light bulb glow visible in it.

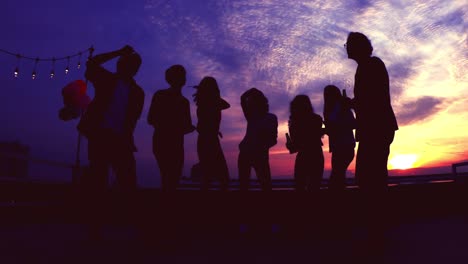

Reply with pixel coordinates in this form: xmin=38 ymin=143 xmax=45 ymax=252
xmin=50 ymin=58 xmax=56 ymax=79
xmin=15 ymin=54 xmax=21 ymax=78
xmin=77 ymin=52 xmax=82 ymax=69
xmin=65 ymin=56 xmax=70 ymax=74
xmin=32 ymin=58 xmax=39 ymax=80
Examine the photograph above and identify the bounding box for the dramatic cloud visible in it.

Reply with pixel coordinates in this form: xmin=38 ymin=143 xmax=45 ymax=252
xmin=396 ymin=96 xmax=445 ymax=126
xmin=144 ymin=0 xmax=466 ymax=99
xmin=141 ymin=0 xmax=468 ymax=179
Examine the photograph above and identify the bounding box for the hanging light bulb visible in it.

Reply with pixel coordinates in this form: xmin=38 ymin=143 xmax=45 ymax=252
xmin=77 ymin=52 xmax=82 ymax=69
xmin=32 ymin=58 xmax=39 ymax=80
xmin=65 ymin=56 xmax=70 ymax=74
xmin=50 ymin=57 xmax=56 ymax=79
xmin=14 ymin=54 xmax=21 ymax=78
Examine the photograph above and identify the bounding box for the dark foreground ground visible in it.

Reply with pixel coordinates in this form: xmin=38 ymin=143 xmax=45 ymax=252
xmin=1 ymin=180 xmax=468 ymax=264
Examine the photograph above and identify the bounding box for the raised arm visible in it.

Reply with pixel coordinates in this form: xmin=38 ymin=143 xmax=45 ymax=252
xmin=85 ymin=45 xmax=134 ymax=82
xmin=90 ymin=45 xmax=133 ymax=65
xmin=183 ymin=98 xmax=196 ymax=134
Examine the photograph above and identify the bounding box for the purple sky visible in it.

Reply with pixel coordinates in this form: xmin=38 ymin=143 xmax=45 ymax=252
xmin=1 ymin=0 xmax=467 ymax=186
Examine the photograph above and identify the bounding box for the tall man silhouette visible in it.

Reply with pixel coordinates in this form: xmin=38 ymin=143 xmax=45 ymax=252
xmin=78 ymin=45 xmax=144 ymax=239
xmin=345 ymin=32 xmax=398 ymax=247
xmin=148 ymin=65 xmax=195 ymax=192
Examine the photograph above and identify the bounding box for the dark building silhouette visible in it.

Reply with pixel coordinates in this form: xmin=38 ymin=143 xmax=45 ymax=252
xmin=0 ymin=141 xmax=30 ymax=178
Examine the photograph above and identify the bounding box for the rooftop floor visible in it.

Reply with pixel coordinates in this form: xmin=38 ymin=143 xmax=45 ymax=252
xmin=1 ymin=180 xmax=468 ymax=263
xmin=1 ymin=214 xmax=468 ymax=264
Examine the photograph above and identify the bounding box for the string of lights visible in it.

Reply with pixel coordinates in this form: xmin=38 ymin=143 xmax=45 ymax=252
xmin=0 ymin=46 xmax=94 ymax=79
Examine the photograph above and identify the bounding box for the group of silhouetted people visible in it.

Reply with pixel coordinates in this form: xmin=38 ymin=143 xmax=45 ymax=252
xmin=77 ymin=32 xmax=398 ymax=246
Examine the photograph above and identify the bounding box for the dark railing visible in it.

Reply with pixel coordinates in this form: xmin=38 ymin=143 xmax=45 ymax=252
xmin=1 ymin=151 xmax=466 ymax=190
xmin=452 ymin=161 xmax=468 ymax=183
xmin=1 ymin=153 xmax=467 ymax=232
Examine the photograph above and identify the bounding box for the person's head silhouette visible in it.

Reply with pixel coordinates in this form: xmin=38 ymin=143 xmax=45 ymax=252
xmin=165 ymin=64 xmax=186 ymax=88
xmin=247 ymin=88 xmax=269 ymax=116
xmin=324 ymin=85 xmax=341 ymax=106
xmin=116 ymin=53 xmax=142 ymax=79
xmin=345 ymin=32 xmax=373 ymax=62
xmin=290 ymin=94 xmax=314 ymax=118
xmin=323 ymin=85 xmax=342 ymax=121
xmin=194 ymin=76 xmax=230 ymax=114
xmin=194 ymin=76 xmax=220 ymax=105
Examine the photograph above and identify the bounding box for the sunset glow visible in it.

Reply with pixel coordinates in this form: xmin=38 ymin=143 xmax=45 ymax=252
xmin=389 ymin=154 xmax=419 ymax=170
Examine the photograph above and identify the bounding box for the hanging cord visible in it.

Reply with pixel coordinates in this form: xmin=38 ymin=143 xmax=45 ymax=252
xmin=0 ymin=47 xmax=93 ymax=62
xmin=73 ymin=46 xmax=94 ymax=185
xmin=1 ymin=46 xmax=93 ymax=78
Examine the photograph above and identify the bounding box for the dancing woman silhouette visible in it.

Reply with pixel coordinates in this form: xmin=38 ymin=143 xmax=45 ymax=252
xmin=238 ymin=88 xmax=278 ymax=191
xmin=193 ymin=76 xmax=230 ymax=191
xmin=287 ymin=95 xmax=324 ymax=192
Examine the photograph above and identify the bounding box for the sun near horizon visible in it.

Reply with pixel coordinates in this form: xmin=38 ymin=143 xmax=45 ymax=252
xmin=388 ymin=154 xmax=419 ymax=170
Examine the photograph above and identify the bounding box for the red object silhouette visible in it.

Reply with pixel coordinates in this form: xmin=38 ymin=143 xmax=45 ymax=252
xmin=59 ymin=80 xmax=91 ymax=121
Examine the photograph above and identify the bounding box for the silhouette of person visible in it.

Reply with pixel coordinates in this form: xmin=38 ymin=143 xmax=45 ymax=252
xmin=323 ymin=85 xmax=356 ymax=191
xmin=345 ymin=32 xmax=398 ymax=249
xmin=238 ymin=88 xmax=278 ymax=191
xmin=148 ymin=65 xmax=195 ymax=192
xmin=193 ymin=76 xmax=230 ymax=191
xmin=286 ymin=95 xmax=324 ymax=192
xmin=344 ymin=32 xmax=398 ymax=192
xmin=77 ymin=45 xmax=144 ymax=239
